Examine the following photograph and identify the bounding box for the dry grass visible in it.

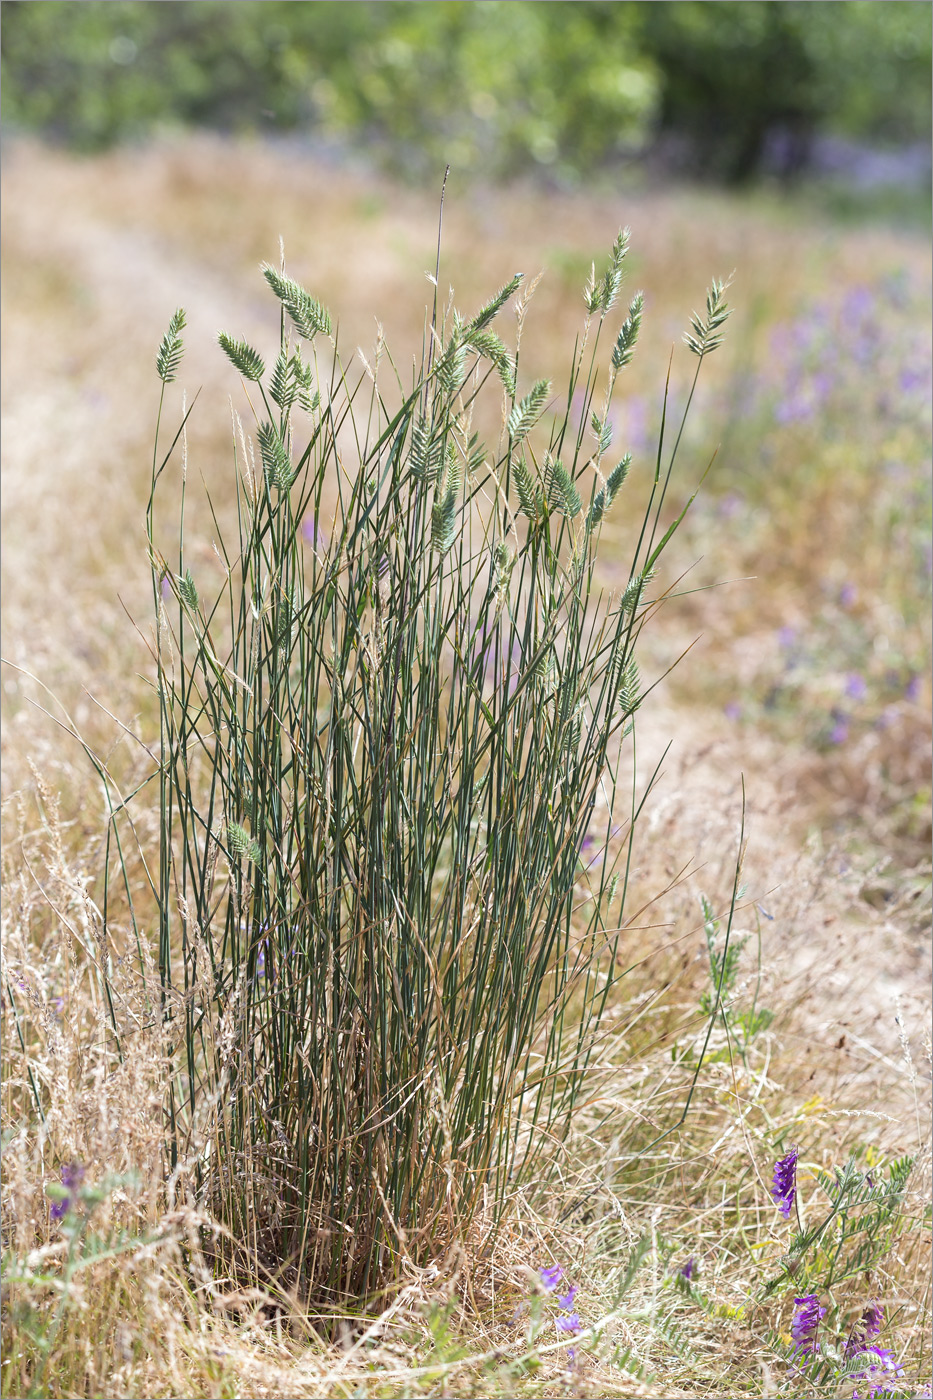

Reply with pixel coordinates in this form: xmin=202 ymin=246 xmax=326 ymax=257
xmin=2 ymin=134 xmax=930 ymax=1398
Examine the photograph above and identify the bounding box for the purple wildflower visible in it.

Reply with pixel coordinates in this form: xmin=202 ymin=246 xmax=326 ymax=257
xmin=839 ymin=582 xmax=858 ymax=608
xmin=50 ymin=1162 xmax=85 ymax=1220
xmin=829 ymin=716 xmax=849 ymax=745
xmin=678 ymin=1257 xmax=696 ymax=1281
xmin=302 ymin=516 xmax=327 ymax=550
xmin=771 ymin=1146 xmax=799 ymax=1218
xmin=791 ymin=1294 xmax=825 ymax=1356
xmin=539 ymin=1264 xmax=563 ymax=1292
xmin=556 ymin=1313 xmax=582 ymax=1334
xmin=905 ymin=674 xmax=921 ymax=702
xmin=845 ymin=673 xmax=867 ymax=702
xmin=556 ymin=1284 xmax=578 ymax=1311
xmin=723 ymin=701 xmax=741 ymax=722
xmin=846 ymin=1301 xmax=885 ymax=1358
xmin=850 ymin=1344 xmax=904 ymax=1384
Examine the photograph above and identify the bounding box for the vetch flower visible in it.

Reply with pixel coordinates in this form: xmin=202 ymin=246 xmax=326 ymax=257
xmin=849 ymin=1344 xmax=904 ymax=1386
xmin=678 ymin=1257 xmax=696 ymax=1281
xmin=556 ymin=1313 xmax=582 ymax=1334
xmin=49 ymin=1162 xmax=85 ymax=1221
xmin=771 ymin=1146 xmax=798 ymax=1218
xmin=845 ymin=1302 xmax=885 ymax=1358
xmin=539 ymin=1264 xmax=563 ymax=1292
xmin=791 ymin=1294 xmax=825 ymax=1356
xmin=556 ymin=1284 xmax=578 ymax=1311
xmin=845 ymin=672 xmax=867 ymax=702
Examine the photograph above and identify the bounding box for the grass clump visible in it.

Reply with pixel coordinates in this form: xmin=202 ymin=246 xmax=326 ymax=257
xmin=130 ymin=217 xmax=731 ymax=1309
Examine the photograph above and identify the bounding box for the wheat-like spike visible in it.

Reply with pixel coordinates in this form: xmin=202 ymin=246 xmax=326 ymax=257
xmin=464 ymin=328 xmax=516 ymax=394
xmin=493 ymin=540 xmax=514 ymax=600
xmin=507 ymin=378 xmax=550 ymax=441
xmin=437 ymin=338 xmax=467 ymax=396
xmin=620 ymin=566 xmax=656 ymax=615
xmin=611 ymin=291 xmax=644 ymax=371
xmin=431 ymin=489 xmax=457 ymax=554
xmin=156 ymin=307 xmax=186 ymax=383
xmin=606 ymin=453 xmax=632 ymax=498
xmin=218 ymin=332 xmax=265 ymax=382
xmin=261 ymin=264 xmax=332 ymax=340
xmin=583 ymin=261 xmax=599 ymax=314
xmin=599 ymin=227 xmax=630 ymax=314
xmin=588 ymin=455 xmax=632 ymax=529
xmin=683 ymin=277 xmax=732 ymax=358
xmin=513 ymin=456 xmax=541 ymax=518
xmin=465 ymin=432 xmax=487 ymax=480
xmin=440 ymin=441 xmax=463 ymax=500
xmin=269 ymin=348 xmax=295 ymax=410
xmin=616 ymin=655 xmax=641 ymax=717
xmin=178 ymin=569 xmax=198 ymax=610
xmin=226 ymin=821 xmax=261 ymax=865
xmin=590 ymin=410 xmax=613 ymax=457
xmin=257 ymin=421 xmax=295 ymax=492
xmin=469 ymin=272 xmax=523 ymax=331
xmin=544 ymin=454 xmax=582 ymax=518
xmin=410 ymin=416 xmax=443 ymax=484
xmin=586 ymin=485 xmax=610 ymax=531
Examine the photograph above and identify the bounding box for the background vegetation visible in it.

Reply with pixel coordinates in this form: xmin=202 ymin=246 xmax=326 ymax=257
xmin=2 ymin=0 xmax=931 ymax=184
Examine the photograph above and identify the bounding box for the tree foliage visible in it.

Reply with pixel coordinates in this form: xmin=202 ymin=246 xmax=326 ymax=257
xmin=1 ymin=0 xmax=929 ymax=182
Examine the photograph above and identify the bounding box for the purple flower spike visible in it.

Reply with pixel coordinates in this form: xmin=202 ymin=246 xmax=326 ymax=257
xmin=846 ymin=1302 xmax=885 ymax=1358
xmin=791 ymin=1294 xmax=825 ymax=1356
xmin=539 ymin=1264 xmax=563 ymax=1292
xmin=556 ymin=1313 xmax=582 ymax=1334
xmin=771 ymin=1146 xmax=798 ymax=1218
xmin=679 ymin=1257 xmax=696 ymax=1281
xmin=859 ymin=1301 xmax=884 ymax=1339
xmin=556 ymin=1284 xmax=578 ymax=1311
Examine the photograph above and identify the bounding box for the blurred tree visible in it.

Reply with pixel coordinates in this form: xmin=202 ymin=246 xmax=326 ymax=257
xmin=632 ymin=1 xmax=932 ymax=183
xmin=0 ymin=0 xmax=929 ymax=183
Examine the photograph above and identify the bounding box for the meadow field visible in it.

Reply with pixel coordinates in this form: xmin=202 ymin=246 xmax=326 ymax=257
xmin=1 ymin=135 xmax=930 ymax=1398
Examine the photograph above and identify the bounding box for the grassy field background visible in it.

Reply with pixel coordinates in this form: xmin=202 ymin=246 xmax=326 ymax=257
xmin=1 ymin=135 xmax=930 ymax=1397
